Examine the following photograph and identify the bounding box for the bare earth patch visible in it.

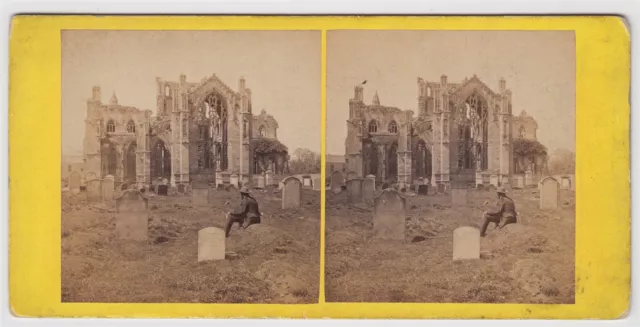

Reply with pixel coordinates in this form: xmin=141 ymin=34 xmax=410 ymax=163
xmin=325 ymin=187 xmax=575 ymax=304
xmin=62 ymin=187 xmax=320 ymax=304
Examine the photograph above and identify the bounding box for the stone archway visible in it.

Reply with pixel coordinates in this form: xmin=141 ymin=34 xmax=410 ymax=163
xmin=101 ymin=139 xmax=117 ymax=177
xmin=413 ymin=139 xmax=432 ymax=182
xmin=451 ymin=92 xmax=489 ymax=177
xmin=191 ymin=91 xmax=228 ymax=178
xmin=151 ymin=139 xmax=171 ymax=181
xmin=124 ymin=142 xmax=137 ymax=184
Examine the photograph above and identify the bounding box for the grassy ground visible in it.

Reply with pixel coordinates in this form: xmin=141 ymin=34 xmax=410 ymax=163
xmin=62 ymin=186 xmax=320 ymax=304
xmin=325 ymin=186 xmax=575 ymax=303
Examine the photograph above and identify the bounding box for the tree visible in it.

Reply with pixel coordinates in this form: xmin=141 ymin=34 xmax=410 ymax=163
xmin=547 ymin=148 xmax=575 ymax=175
xmin=513 ymin=138 xmax=549 ymax=174
xmin=288 ymin=148 xmax=321 ymax=174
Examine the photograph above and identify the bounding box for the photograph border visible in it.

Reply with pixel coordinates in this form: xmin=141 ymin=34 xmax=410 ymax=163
xmin=9 ymin=15 xmax=629 ymax=319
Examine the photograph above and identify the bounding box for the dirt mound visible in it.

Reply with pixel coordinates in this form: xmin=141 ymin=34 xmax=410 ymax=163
xmin=255 ymin=260 xmax=314 ymax=303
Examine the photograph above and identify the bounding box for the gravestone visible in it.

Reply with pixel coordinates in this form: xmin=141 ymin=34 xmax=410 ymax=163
xmin=437 ymin=183 xmax=445 ymax=194
xmin=417 ymin=185 xmax=429 ymax=195
xmin=177 ymin=184 xmax=185 ymax=193
xmin=489 ymin=174 xmax=499 ymax=187
xmin=346 ymin=171 xmax=357 ymax=181
xmin=198 ymin=227 xmax=225 ymax=262
xmin=157 ymin=185 xmax=168 ymax=196
xmin=450 ymin=182 xmax=468 ymax=206
xmin=539 ymin=176 xmax=560 ymax=209
xmin=265 ymin=170 xmax=274 ymax=186
xmin=452 ymin=226 xmax=480 ymax=260
xmin=346 ymin=178 xmax=364 ymax=203
xmin=373 ymin=189 xmax=406 ymax=240
xmin=475 ymin=171 xmax=483 ymax=187
xmin=192 ymin=182 xmax=209 ymax=207
xmin=525 ymin=169 xmax=534 ymax=186
xmin=257 ymin=173 xmax=266 ymax=188
xmin=365 ymin=175 xmax=376 ymax=189
xmin=102 ymin=175 xmax=115 ymax=201
xmin=302 ymin=175 xmax=312 ymax=189
xmin=68 ymin=171 xmax=81 ymax=193
xmin=514 ymin=175 xmax=525 ymax=188
xmin=330 ymin=171 xmax=344 ymax=194
xmin=115 ymin=190 xmax=149 ymax=241
xmin=561 ymin=176 xmax=571 ymax=190
xmin=313 ymin=177 xmax=322 ymax=191
xmin=230 ymin=174 xmax=239 ymax=188
xmin=282 ymin=176 xmax=302 ymax=209
xmin=86 ymin=178 xmax=102 ymax=202
xmin=361 ymin=178 xmax=375 ymax=202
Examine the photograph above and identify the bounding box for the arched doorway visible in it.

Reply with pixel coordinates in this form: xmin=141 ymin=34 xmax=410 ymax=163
xmin=386 ymin=141 xmax=398 ymax=182
xmin=101 ymin=139 xmax=117 ymax=177
xmin=151 ymin=139 xmax=171 ymax=181
xmin=124 ymin=142 xmax=137 ymax=184
xmin=414 ymin=139 xmax=432 ymax=182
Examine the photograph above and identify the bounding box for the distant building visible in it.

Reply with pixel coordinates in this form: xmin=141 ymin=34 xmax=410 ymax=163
xmin=326 ymin=154 xmax=346 ymax=173
xmin=62 ymin=154 xmax=85 ymax=182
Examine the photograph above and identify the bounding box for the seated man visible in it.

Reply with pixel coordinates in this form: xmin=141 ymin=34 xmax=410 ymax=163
xmin=224 ymin=186 xmax=262 ymax=237
xmin=480 ymin=187 xmax=517 ymax=237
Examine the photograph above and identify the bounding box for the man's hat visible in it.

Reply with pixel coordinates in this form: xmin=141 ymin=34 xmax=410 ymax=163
xmin=496 ymin=187 xmax=507 ymax=195
xmin=239 ymin=186 xmax=251 ymax=194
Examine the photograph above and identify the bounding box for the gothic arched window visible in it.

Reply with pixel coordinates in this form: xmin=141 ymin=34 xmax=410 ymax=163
xmin=126 ymin=120 xmax=136 ymax=133
xmin=182 ymin=119 xmax=188 ymax=137
xmin=368 ymin=120 xmax=378 ymax=133
xmin=165 ymin=85 xmax=171 ymax=97
xmin=519 ymin=126 xmax=526 ymax=138
xmin=106 ymin=120 xmax=115 ymax=133
xmin=427 ymin=86 xmax=432 ymax=97
xmin=388 ymin=120 xmax=398 ymax=133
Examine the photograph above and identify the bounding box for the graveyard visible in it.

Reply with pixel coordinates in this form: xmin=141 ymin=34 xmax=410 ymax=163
xmin=325 ymin=177 xmax=575 ymax=304
xmin=61 ymin=177 xmax=321 ymax=304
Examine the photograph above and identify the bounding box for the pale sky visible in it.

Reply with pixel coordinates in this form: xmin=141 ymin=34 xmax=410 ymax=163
xmin=326 ymin=30 xmax=576 ymax=155
xmin=62 ymin=30 xmax=321 ymax=156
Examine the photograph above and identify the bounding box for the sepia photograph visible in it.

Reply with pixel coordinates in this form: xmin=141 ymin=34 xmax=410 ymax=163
xmin=61 ymin=30 xmax=321 ymax=304
xmin=325 ymin=30 xmax=576 ymax=303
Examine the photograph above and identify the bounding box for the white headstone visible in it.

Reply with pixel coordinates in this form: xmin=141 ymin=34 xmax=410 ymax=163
xmin=453 ymin=226 xmax=480 ymax=260
xmin=230 ymin=174 xmax=239 ymax=188
xmin=198 ymin=227 xmax=225 ymax=262
xmin=560 ymin=176 xmax=571 ymax=190
xmin=489 ymin=174 xmax=499 ymax=187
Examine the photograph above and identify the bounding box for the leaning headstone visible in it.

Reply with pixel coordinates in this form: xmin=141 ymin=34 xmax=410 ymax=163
xmin=86 ymin=178 xmax=102 ymax=202
xmin=115 ymin=190 xmax=149 ymax=241
xmin=230 ymin=174 xmax=239 ymax=188
xmin=330 ymin=171 xmax=344 ymax=194
xmin=373 ymin=189 xmax=406 ymax=240
xmin=417 ymin=185 xmax=429 ymax=195
xmin=157 ymin=185 xmax=168 ymax=196
xmin=198 ymin=227 xmax=225 ymax=262
xmin=362 ymin=178 xmax=375 ymax=202
xmin=539 ymin=176 xmax=560 ymax=209
xmin=453 ymin=226 xmax=480 ymax=260
xmin=102 ymin=175 xmax=115 ymax=201
xmin=68 ymin=171 xmax=81 ymax=193
xmin=346 ymin=171 xmax=357 ymax=181
xmin=346 ymin=178 xmax=364 ymax=203
xmin=282 ymin=176 xmax=302 ymax=209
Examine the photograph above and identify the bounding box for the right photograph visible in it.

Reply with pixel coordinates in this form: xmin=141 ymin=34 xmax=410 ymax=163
xmin=325 ymin=30 xmax=576 ymax=303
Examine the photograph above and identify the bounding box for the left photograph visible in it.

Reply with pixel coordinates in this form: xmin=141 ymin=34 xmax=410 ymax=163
xmin=61 ymin=30 xmax=322 ymax=304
